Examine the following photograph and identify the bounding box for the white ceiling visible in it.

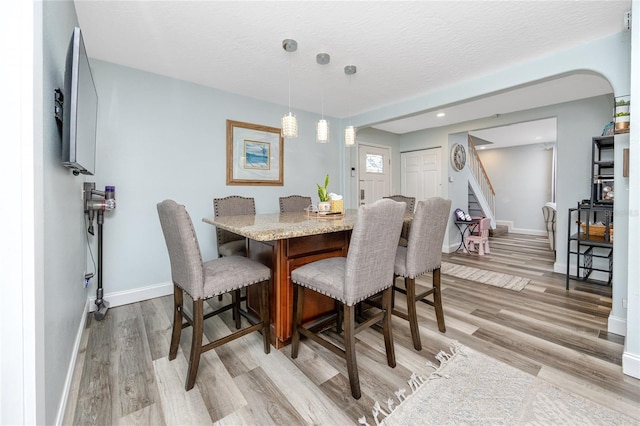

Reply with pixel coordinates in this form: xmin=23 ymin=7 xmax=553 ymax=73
xmin=74 ymin=1 xmax=626 ymax=136
xmin=470 ymin=117 xmax=557 ymax=150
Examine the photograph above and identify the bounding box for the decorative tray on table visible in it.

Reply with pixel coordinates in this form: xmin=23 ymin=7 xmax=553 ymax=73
xmin=306 ymin=211 xmax=344 ymax=219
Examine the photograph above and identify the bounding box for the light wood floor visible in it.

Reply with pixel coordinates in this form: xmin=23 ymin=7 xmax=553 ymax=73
xmin=63 ymin=233 xmax=639 ymax=425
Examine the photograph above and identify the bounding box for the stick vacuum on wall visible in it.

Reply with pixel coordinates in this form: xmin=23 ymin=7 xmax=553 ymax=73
xmin=84 ymin=182 xmax=116 ymax=321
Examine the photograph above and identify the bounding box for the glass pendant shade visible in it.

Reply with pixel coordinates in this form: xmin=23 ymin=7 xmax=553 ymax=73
xmin=282 ymin=112 xmax=298 ymax=138
xmin=316 ymin=119 xmax=329 ymax=143
xmin=344 ymin=125 xmax=355 ymax=146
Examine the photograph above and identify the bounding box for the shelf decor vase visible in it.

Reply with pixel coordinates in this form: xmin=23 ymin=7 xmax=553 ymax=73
xmin=614 ymin=96 xmax=630 ymax=133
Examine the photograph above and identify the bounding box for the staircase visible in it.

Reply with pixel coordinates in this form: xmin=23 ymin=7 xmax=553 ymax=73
xmin=467 ymin=188 xmax=483 ymax=218
xmin=490 ymin=224 xmax=509 ymax=237
xmin=466 ymin=136 xmax=497 ymax=228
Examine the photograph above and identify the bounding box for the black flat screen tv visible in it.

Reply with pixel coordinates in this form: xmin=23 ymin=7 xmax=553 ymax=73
xmin=62 ymin=27 xmax=98 ymax=175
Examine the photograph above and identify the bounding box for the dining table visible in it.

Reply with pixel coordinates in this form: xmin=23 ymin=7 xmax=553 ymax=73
xmin=203 ymin=210 xmax=358 ymax=348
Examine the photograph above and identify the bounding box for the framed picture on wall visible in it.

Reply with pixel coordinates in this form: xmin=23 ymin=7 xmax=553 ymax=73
xmin=226 ymin=119 xmax=283 ymax=186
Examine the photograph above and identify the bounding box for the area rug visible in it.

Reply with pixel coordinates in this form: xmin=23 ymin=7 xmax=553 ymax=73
xmin=440 ymin=261 xmax=530 ymax=291
xmin=358 ymin=343 xmax=637 ymax=426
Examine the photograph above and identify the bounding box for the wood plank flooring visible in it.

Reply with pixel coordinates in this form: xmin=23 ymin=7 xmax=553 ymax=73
xmin=63 ymin=233 xmax=640 ymax=425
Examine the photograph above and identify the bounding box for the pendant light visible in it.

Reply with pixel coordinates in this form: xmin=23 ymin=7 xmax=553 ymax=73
xmin=281 ymin=39 xmax=298 ymax=139
xmin=344 ymin=65 xmax=357 ymax=146
xmin=316 ymin=52 xmax=330 ymax=143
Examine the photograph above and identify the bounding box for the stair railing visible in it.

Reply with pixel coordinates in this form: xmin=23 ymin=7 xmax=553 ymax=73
xmin=467 ymin=135 xmax=496 ymax=217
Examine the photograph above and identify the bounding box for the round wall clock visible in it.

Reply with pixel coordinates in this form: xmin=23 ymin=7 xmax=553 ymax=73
xmin=451 ymin=143 xmax=467 ymax=171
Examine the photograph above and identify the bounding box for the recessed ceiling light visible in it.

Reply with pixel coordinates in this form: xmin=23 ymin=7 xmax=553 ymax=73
xmin=535 ymin=136 xmax=542 ymax=140
xmin=479 ymin=146 xmax=485 ymax=150
xmin=436 ymin=112 xmax=445 ymax=118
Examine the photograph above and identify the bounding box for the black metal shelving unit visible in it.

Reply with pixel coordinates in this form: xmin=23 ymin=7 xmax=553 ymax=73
xmin=566 ymin=136 xmax=614 ymax=289
xmin=591 ymin=136 xmax=615 ymax=205
xmin=566 ymin=204 xmax=613 ymax=289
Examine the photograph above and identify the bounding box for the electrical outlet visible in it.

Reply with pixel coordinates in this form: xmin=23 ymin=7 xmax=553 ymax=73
xmin=622 ymin=298 xmax=628 ymax=309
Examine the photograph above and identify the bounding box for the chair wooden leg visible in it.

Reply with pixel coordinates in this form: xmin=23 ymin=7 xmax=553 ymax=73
xmin=185 ymin=299 xmax=204 ymax=391
xmin=260 ymin=280 xmax=270 ymax=354
xmin=291 ymin=285 xmax=304 ymax=359
xmin=405 ymin=277 xmax=422 ymax=351
xmin=433 ymin=268 xmax=446 ymax=333
xmin=381 ymin=287 xmax=397 ymax=366
xmin=169 ymin=285 xmax=183 ymax=361
xmin=344 ymin=304 xmax=361 ymax=399
xmin=232 ymin=289 xmax=241 ymax=329
xmin=336 ymin=300 xmax=343 ymax=333
xmin=485 ymin=240 xmax=491 ymax=254
xmin=391 ymin=275 xmax=398 ymax=308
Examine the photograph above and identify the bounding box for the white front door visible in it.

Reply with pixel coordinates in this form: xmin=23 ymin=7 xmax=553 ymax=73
xmin=401 ymin=148 xmax=442 ymax=202
xmin=358 ymin=144 xmax=391 ymax=206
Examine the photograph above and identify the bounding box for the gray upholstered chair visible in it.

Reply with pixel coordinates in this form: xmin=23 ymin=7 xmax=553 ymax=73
xmin=393 ymin=197 xmax=451 ymax=351
xmin=157 ymin=200 xmax=270 ymax=391
xmin=542 ymin=202 xmax=557 ymax=252
xmin=279 ymin=195 xmax=312 ymax=213
xmin=384 ymin=195 xmax=416 ymax=247
xmin=290 ymin=198 xmax=406 ymax=399
xmin=213 ymin=196 xmax=255 ymax=257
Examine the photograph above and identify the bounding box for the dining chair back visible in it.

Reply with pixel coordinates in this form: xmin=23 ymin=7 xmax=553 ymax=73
xmin=157 ymin=199 xmax=271 ymax=390
xmin=393 ymin=197 xmax=451 ymax=350
xmin=290 ymin=198 xmax=406 ymax=399
xmin=384 ymin=195 xmax=415 ymax=213
xmin=279 ymin=195 xmax=312 ymax=213
xmin=213 ymin=196 xmax=255 ymax=257
xmin=384 ymin=195 xmax=415 ymax=246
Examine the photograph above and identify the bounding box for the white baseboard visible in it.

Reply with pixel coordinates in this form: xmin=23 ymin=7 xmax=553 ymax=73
xmin=57 ymin=283 xmax=172 ymax=425
xmin=608 ymin=314 xmax=627 ymax=337
xmin=494 ymin=220 xmax=546 ymax=236
xmin=55 ymin=298 xmax=89 ymax=426
xmin=88 ymin=281 xmax=173 ymax=312
xmin=623 ymin=351 xmax=640 ymax=379
xmin=495 ymin=220 xmax=513 ymax=231
xmin=553 ymin=262 xmax=566 ymax=274
xmin=511 ymin=228 xmax=547 ymax=236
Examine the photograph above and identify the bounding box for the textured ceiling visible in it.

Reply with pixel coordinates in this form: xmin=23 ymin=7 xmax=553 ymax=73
xmin=74 ymin=1 xmax=628 ymax=135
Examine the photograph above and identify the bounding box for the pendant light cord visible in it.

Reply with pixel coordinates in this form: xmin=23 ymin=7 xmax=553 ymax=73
xmin=288 ymin=53 xmax=292 ymax=111
xmin=348 ymin=74 xmax=352 ymax=126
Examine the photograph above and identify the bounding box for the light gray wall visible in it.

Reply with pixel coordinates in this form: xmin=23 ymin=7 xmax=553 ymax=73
xmin=478 ymin=144 xmax=553 ymax=233
xmin=90 ymin=60 xmax=343 ymax=295
xmin=42 ymin=2 xmax=89 ymax=424
xmin=393 ymin=95 xmax=612 ymax=260
xmin=623 ymin=0 xmax=639 ymax=375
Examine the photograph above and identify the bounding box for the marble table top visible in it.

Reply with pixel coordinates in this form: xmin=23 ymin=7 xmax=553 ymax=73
xmin=202 ymin=210 xmax=359 ymax=241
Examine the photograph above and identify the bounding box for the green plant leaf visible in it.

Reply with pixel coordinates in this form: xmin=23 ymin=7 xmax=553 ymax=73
xmin=316 ymin=174 xmax=330 ymax=202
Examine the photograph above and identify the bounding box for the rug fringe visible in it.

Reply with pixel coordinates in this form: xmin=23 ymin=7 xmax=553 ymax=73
xmin=358 ymin=342 xmax=463 ymax=426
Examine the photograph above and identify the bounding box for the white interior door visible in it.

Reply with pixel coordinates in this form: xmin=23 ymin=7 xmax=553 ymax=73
xmin=358 ymin=144 xmax=391 ymax=206
xmin=401 ymin=148 xmax=442 ymax=202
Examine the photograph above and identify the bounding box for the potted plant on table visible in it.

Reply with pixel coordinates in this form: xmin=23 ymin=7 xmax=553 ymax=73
xmin=317 ymin=174 xmax=331 ymax=212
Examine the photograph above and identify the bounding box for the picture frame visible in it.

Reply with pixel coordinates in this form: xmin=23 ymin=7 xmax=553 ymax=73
xmin=226 ymin=119 xmax=284 ymax=186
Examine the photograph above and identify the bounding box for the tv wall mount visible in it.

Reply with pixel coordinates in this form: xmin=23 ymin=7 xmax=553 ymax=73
xmin=54 ymin=88 xmax=63 ymax=126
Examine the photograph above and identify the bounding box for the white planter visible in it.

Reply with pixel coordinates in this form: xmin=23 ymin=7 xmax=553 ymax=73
xmin=318 ymin=201 xmax=332 ymax=212
xmin=616 ymin=105 xmax=630 ymax=114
